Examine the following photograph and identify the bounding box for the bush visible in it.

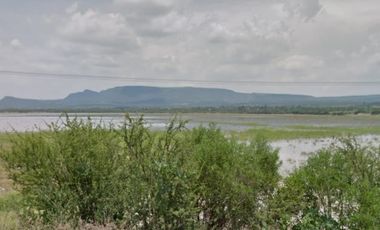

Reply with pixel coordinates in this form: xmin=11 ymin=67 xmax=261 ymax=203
xmin=120 ymin=116 xmax=199 ymax=228
xmin=120 ymin=119 xmax=281 ymax=229
xmin=273 ymin=138 xmax=380 ymax=229
xmin=190 ymin=127 xmax=280 ymax=228
xmin=2 ymin=115 xmax=380 ymax=229
xmin=1 ymin=115 xmax=281 ymax=228
xmin=1 ymin=116 xmax=127 ymax=226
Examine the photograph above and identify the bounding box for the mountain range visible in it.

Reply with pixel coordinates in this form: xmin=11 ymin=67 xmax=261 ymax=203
xmin=1 ymin=86 xmax=380 ymax=110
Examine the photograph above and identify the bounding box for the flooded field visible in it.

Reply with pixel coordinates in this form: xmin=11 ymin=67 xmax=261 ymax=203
xmin=2 ymin=113 xmax=380 ymax=132
xmin=0 ymin=113 xmax=250 ymax=132
xmin=1 ymin=113 xmax=380 ymax=175
xmin=272 ymin=135 xmax=380 ymax=175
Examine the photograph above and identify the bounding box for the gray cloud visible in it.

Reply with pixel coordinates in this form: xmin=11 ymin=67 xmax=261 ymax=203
xmin=283 ymin=0 xmax=322 ymax=20
xmin=114 ymin=0 xmax=175 ymax=17
xmin=60 ymin=9 xmax=140 ymax=50
xmin=0 ymin=0 xmax=380 ymax=98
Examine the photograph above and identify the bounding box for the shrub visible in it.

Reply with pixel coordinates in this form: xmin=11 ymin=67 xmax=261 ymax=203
xmin=273 ymin=138 xmax=380 ymax=229
xmin=1 ymin=116 xmax=128 ymax=226
xmin=120 ymin=116 xmax=199 ymax=228
xmin=4 ymin=115 xmax=380 ymax=228
xmin=121 ymin=119 xmax=281 ymax=229
xmin=189 ymin=127 xmax=280 ymax=228
xmin=1 ymin=115 xmax=282 ymax=228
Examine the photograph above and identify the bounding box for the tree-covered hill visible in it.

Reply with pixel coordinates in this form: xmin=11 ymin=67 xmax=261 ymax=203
xmin=1 ymin=86 xmax=380 ymax=110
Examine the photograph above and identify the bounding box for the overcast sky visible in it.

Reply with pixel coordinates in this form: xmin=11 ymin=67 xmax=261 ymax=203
xmin=1 ymin=0 xmax=380 ymax=99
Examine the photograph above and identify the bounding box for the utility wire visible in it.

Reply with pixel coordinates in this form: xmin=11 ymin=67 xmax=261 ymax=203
xmin=0 ymin=70 xmax=380 ymax=86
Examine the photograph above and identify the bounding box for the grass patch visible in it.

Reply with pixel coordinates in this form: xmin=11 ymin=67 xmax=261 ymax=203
xmin=0 ymin=135 xmax=14 ymax=195
xmin=0 ymin=133 xmax=11 ymax=145
xmin=231 ymin=126 xmax=380 ymax=141
xmin=0 ymin=211 xmax=21 ymax=230
xmin=0 ymin=192 xmax=22 ymax=230
xmin=0 ymin=192 xmax=21 ymax=212
xmin=0 ymin=133 xmax=21 ymax=229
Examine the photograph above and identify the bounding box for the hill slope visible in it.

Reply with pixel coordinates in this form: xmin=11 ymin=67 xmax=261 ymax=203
xmin=0 ymin=86 xmax=379 ymax=110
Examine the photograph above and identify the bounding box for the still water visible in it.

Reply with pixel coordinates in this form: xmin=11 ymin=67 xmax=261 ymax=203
xmin=0 ymin=113 xmax=251 ymax=132
xmin=2 ymin=113 xmax=380 ymax=132
xmin=272 ymin=135 xmax=380 ymax=175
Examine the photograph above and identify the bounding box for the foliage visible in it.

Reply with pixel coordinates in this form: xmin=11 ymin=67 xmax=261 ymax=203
xmin=189 ymin=127 xmax=280 ymax=228
xmin=0 ymin=193 xmax=22 ymax=230
xmin=0 ymin=115 xmax=281 ymax=228
xmin=1 ymin=116 xmax=127 ymax=226
xmin=2 ymin=114 xmax=380 ymax=229
xmin=120 ymin=116 xmax=198 ymax=228
xmin=272 ymin=137 xmax=380 ymax=229
xmin=1 ymin=105 xmax=378 ymax=115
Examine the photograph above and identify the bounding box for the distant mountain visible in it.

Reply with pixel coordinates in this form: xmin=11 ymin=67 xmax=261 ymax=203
xmin=1 ymin=86 xmax=380 ymax=110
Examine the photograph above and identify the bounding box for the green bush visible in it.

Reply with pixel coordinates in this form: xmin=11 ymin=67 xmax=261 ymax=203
xmin=2 ymin=117 xmax=127 ymax=226
xmin=121 ymin=119 xmax=281 ymax=229
xmin=2 ymin=114 xmax=380 ymax=229
xmin=273 ymin=138 xmax=380 ymax=229
xmin=120 ymin=116 xmax=199 ymax=228
xmin=190 ymin=127 xmax=280 ymax=228
xmin=1 ymin=115 xmax=281 ymax=228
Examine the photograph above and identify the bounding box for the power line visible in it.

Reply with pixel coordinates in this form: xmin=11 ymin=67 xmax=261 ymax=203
xmin=0 ymin=69 xmax=380 ymax=86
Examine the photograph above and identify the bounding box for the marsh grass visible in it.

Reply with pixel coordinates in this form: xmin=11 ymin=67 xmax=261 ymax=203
xmin=0 ymin=211 xmax=21 ymax=230
xmin=232 ymin=126 xmax=380 ymax=141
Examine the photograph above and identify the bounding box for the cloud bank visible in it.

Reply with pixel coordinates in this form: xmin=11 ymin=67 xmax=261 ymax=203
xmin=0 ymin=0 xmax=380 ymax=98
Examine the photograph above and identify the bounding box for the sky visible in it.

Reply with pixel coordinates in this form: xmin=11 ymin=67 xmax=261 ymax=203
xmin=1 ymin=0 xmax=380 ymax=99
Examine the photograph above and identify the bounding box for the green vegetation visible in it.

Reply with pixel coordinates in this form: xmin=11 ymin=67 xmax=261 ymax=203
xmin=0 ymin=116 xmax=379 ymax=229
xmin=2 ymin=85 xmax=380 ymax=112
xmin=233 ymin=125 xmax=380 ymax=141
xmin=0 ymin=192 xmax=22 ymax=229
xmin=272 ymin=138 xmax=380 ymax=229
xmin=2 ymin=104 xmax=380 ymax=115
xmin=0 ymin=116 xmax=280 ymax=228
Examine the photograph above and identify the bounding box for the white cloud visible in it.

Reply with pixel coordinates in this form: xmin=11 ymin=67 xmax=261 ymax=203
xmin=115 ymin=0 xmax=174 ymax=7
xmin=283 ymin=0 xmax=322 ymax=20
xmin=10 ymin=39 xmax=22 ymax=48
xmin=277 ymin=55 xmax=324 ymax=70
xmin=207 ymin=23 xmax=241 ymax=43
xmin=114 ymin=0 xmax=175 ymax=18
xmin=149 ymin=11 xmax=189 ymax=35
xmin=65 ymin=2 xmax=78 ymax=14
xmin=60 ymin=9 xmax=140 ymax=50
